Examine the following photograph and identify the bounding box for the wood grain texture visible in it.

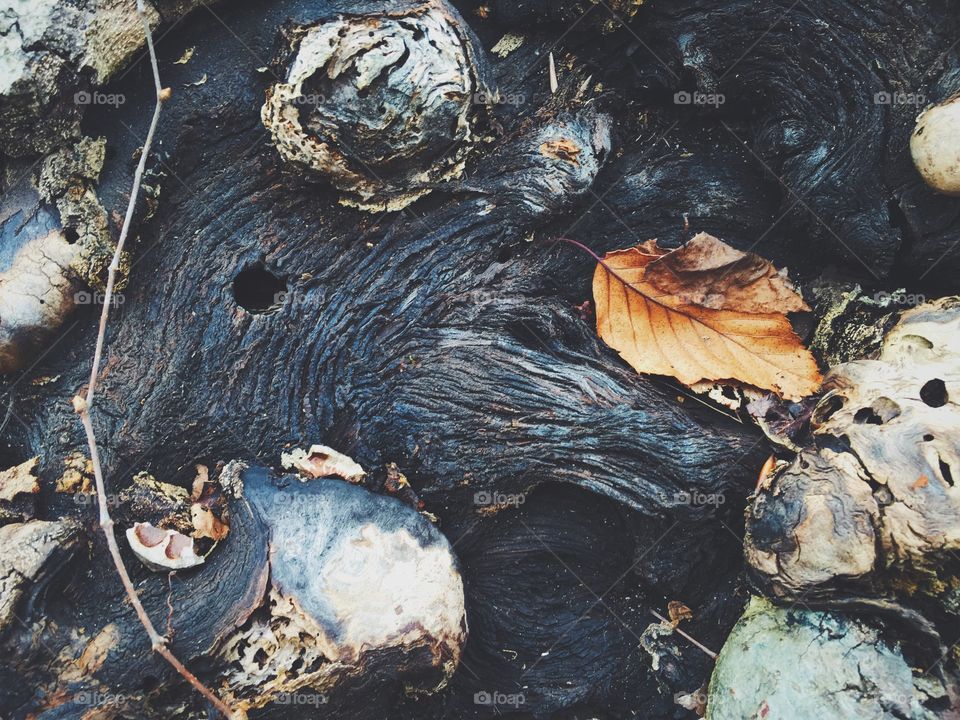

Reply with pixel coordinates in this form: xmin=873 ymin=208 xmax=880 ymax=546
xmin=1 ymin=0 xmax=959 ymax=716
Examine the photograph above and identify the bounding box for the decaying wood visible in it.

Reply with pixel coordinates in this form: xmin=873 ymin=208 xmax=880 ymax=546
xmin=260 ymin=0 xmax=497 ymax=210
xmin=746 ymin=298 xmax=960 ymax=597
xmin=0 ymin=0 xmax=959 ymax=717
xmin=70 ymin=0 xmax=237 ymax=713
xmin=734 ymin=299 xmax=960 ymax=718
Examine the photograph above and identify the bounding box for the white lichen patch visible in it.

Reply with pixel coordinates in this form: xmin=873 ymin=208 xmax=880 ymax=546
xmin=491 ymin=32 xmax=525 ymax=58
xmin=261 ymin=4 xmax=487 ymax=211
xmin=0 ymin=0 xmax=66 ymax=97
xmin=318 ymin=523 xmax=466 ymax=670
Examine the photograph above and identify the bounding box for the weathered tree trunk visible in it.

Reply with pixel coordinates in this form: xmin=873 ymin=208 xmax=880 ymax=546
xmin=1 ymin=0 xmax=959 ymax=718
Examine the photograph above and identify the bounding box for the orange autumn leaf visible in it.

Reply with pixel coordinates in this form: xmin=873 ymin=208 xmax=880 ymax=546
xmin=592 ymin=234 xmax=822 ymax=400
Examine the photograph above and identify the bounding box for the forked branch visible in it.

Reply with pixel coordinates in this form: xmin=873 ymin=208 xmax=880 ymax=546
xmin=72 ymin=1 xmax=236 ymax=716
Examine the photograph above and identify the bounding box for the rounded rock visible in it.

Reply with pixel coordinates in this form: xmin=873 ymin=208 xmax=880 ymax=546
xmin=0 ymin=184 xmax=80 ymax=374
xmin=910 ymin=95 xmax=960 ymax=197
xmin=217 ymin=466 xmax=468 ymax=714
xmin=708 ymin=598 xmax=950 ymax=720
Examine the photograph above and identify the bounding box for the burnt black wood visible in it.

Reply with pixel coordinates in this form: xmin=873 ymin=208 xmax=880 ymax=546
xmin=2 ymin=0 xmax=959 ymax=718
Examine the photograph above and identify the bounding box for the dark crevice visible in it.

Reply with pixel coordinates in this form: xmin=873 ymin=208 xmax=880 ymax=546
xmin=938 ymin=455 xmax=954 ymax=487
xmin=886 ymin=194 xmax=920 ymax=289
xmin=853 ymin=407 xmax=883 ymax=425
xmin=812 ymin=393 xmax=846 ymax=425
xmin=919 ymin=378 xmax=948 ymax=407
xmin=232 ymin=264 xmax=287 ymax=314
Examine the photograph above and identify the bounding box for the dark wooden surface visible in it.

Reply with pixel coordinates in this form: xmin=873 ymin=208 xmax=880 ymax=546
xmin=2 ymin=0 xmax=959 ymax=717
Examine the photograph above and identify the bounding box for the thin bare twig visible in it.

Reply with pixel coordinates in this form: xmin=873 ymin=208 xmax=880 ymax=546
xmin=165 ymin=572 xmax=177 ymax=640
xmin=72 ymin=1 xmax=236 ymax=717
xmin=650 ymin=610 xmax=718 ymax=660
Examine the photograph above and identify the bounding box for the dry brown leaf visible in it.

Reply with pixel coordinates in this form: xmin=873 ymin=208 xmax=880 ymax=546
xmin=667 ymin=600 xmax=693 ymax=625
xmin=592 ymin=235 xmax=821 ymax=400
xmin=190 ymin=463 xmax=210 ymax=501
xmin=644 ymin=232 xmax=810 ymax=313
xmin=189 ymin=464 xmax=230 ymax=542
xmin=191 ymin=504 xmax=230 ymax=542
